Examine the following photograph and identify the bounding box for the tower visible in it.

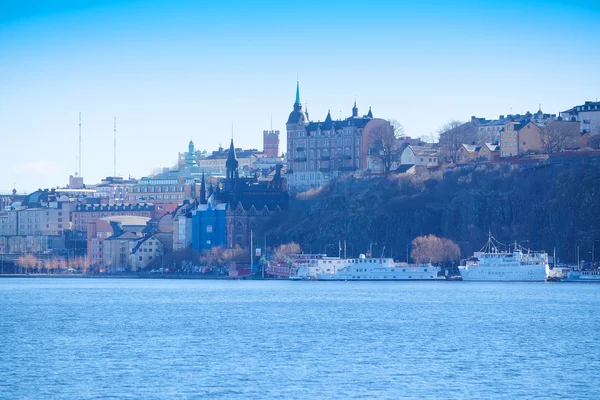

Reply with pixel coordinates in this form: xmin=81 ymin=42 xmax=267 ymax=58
xmin=263 ymin=130 xmax=280 ymax=157
xmin=113 ymin=117 xmax=117 ymax=177
xmin=352 ymin=100 xmax=358 ymax=117
xmin=200 ymin=172 xmax=207 ymax=205
xmin=185 ymin=140 xmax=198 ymax=168
xmin=225 ymin=138 xmax=239 ymax=189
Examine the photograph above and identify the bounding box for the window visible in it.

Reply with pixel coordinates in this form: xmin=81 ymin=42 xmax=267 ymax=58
xmin=206 ymin=225 xmax=213 ymax=233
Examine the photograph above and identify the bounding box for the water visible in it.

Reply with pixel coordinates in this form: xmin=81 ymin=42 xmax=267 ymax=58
xmin=1 ymin=278 xmax=599 ymax=399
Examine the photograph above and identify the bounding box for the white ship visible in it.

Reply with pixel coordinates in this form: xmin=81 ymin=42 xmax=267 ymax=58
xmin=290 ymin=254 xmax=445 ymax=281
xmin=459 ymin=234 xmax=549 ymax=282
xmin=547 ymin=265 xmax=600 ymax=282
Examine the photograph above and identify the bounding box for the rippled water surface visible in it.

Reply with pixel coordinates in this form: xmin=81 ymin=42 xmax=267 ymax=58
xmin=1 ymin=278 xmax=599 ymax=399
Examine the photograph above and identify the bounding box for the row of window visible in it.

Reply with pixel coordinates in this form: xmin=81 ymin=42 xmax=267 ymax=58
xmin=132 ymin=186 xmax=185 ymax=193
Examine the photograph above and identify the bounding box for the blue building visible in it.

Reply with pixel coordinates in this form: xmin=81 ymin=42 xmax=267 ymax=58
xmin=191 ymin=174 xmax=228 ymax=252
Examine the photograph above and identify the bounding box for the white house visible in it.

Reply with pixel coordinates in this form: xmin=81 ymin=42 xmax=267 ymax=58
xmin=400 ymin=145 xmax=439 ymax=166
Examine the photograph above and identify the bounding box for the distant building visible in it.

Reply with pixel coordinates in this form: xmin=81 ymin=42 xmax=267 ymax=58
xmin=191 ymin=139 xmax=288 ymax=252
xmin=263 ymin=130 xmax=280 ymax=157
xmin=90 ymin=176 xmax=138 ymax=203
xmin=197 ymin=145 xmax=263 ymax=175
xmin=88 ymin=215 xmax=150 ymax=271
xmin=172 ymin=202 xmax=195 ymax=251
xmin=400 ymin=145 xmax=439 ymax=167
xmin=477 ymin=109 xmax=556 ymax=144
xmin=72 ymin=203 xmax=155 ymax=232
xmin=560 ymin=101 xmax=600 ymax=135
xmin=130 ymin=235 xmax=165 ymax=271
xmin=457 ymin=143 xmax=499 ymax=163
xmin=286 ymin=82 xmax=386 ymax=192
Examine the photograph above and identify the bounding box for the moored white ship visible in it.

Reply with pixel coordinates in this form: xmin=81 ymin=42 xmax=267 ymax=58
xmin=289 ymin=254 xmax=444 ymax=281
xmin=459 ymin=234 xmax=549 ymax=282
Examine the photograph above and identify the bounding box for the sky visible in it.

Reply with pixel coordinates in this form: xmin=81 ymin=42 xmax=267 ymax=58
xmin=1 ymin=0 xmax=599 ymax=192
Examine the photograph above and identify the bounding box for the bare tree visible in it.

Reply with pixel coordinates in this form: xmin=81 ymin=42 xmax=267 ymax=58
xmin=365 ymin=120 xmax=404 ymax=175
xmin=588 ymin=134 xmax=600 ymax=149
xmin=274 ymin=242 xmax=302 ymax=264
xmin=540 ymin=121 xmax=580 ymax=154
xmin=410 ymin=235 xmax=460 ymax=265
xmin=438 ymin=120 xmax=478 ymax=163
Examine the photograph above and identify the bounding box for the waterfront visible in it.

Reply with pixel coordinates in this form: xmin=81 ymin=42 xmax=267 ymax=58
xmin=1 ymin=279 xmax=599 ymax=399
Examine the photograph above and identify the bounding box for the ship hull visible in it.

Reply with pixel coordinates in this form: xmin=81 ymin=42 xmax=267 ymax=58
xmin=459 ymin=265 xmax=547 ymax=282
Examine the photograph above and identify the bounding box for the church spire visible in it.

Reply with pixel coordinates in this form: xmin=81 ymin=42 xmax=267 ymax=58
xmin=295 ymin=80 xmax=300 ymax=105
xmin=352 ymin=100 xmax=358 ymax=117
xmin=200 ymin=172 xmax=207 ymax=204
xmin=226 ymin=138 xmax=238 ymax=181
xmin=367 ymin=106 xmax=373 ymax=119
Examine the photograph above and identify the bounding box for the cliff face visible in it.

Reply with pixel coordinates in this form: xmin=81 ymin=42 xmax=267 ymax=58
xmin=268 ymin=163 xmax=600 ymax=263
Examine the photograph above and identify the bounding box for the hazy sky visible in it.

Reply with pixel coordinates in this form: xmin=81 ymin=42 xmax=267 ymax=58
xmin=1 ymin=0 xmax=599 ymax=191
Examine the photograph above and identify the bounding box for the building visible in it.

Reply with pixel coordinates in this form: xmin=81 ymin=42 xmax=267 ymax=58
xmin=130 ymin=235 xmax=165 ymax=271
xmin=90 ymin=176 xmax=138 ymax=203
xmin=499 ymin=120 xmax=544 ymax=157
xmin=88 ymin=215 xmax=150 ymax=271
xmin=197 ymin=145 xmax=262 ymax=175
xmin=72 ymin=203 xmax=155 ymax=232
xmin=0 ymin=189 xmax=71 ymax=254
xmin=477 ymin=109 xmax=556 ymax=144
xmin=263 ymin=130 xmax=280 ymax=157
xmin=560 ymin=101 xmax=600 ymax=135
xmin=177 ymin=140 xmax=208 ymax=169
xmin=400 ymin=145 xmax=439 ymax=167
xmin=172 ymin=202 xmax=195 ymax=251
xmin=191 ymin=140 xmax=288 ymax=252
xmin=286 ymin=82 xmax=389 ymax=192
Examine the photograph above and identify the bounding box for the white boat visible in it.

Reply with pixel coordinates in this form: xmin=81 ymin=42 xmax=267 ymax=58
xmin=306 ymin=254 xmax=444 ymax=281
xmin=566 ymin=269 xmax=600 ymax=282
xmin=458 ymin=234 xmax=549 ymax=282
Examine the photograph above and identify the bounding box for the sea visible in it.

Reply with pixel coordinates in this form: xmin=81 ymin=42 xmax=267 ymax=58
xmin=1 ymin=278 xmax=599 ymax=400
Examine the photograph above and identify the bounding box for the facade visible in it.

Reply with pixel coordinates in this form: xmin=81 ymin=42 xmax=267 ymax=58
xmin=192 ymin=198 xmax=227 ymax=252
xmin=72 ymin=203 xmax=155 ymax=232
xmin=130 ymin=235 xmax=164 ymax=271
xmin=500 ymin=120 xmax=544 ymax=157
xmin=103 ymin=232 xmax=142 ymax=272
xmin=90 ymin=176 xmax=138 ymax=203
xmin=0 ymin=190 xmax=71 ymax=254
xmin=191 ymin=140 xmax=288 ymax=252
xmin=172 ymin=202 xmax=194 ymax=251
xmin=560 ymin=101 xmax=600 ymax=135
xmin=457 ymin=143 xmax=500 ymax=163
xmin=477 ymin=109 xmax=556 ymax=144
xmin=197 ymin=146 xmax=262 ymax=175
xmin=286 ymin=82 xmax=385 ymax=192
xmin=263 ymin=130 xmax=280 ymax=157
xmin=87 ymin=215 xmax=150 ymax=269
xmin=400 ymin=145 xmax=439 ymax=166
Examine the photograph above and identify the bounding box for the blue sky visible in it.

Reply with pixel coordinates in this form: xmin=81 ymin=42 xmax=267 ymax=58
xmin=1 ymin=0 xmax=599 ymax=191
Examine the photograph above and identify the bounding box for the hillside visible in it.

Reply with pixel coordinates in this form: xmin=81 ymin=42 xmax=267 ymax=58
xmin=267 ymin=161 xmax=600 ymax=264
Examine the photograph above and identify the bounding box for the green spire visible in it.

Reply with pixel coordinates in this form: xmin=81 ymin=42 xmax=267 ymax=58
xmin=295 ymin=81 xmax=300 ymax=104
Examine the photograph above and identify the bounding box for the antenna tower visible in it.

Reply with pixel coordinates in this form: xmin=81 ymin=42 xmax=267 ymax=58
xmin=78 ymin=112 xmax=82 ymax=177
xmin=113 ymin=117 xmax=117 ymax=177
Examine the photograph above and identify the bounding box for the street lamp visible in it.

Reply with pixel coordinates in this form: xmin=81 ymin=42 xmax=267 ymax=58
xmin=592 ymin=240 xmax=600 ymax=266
